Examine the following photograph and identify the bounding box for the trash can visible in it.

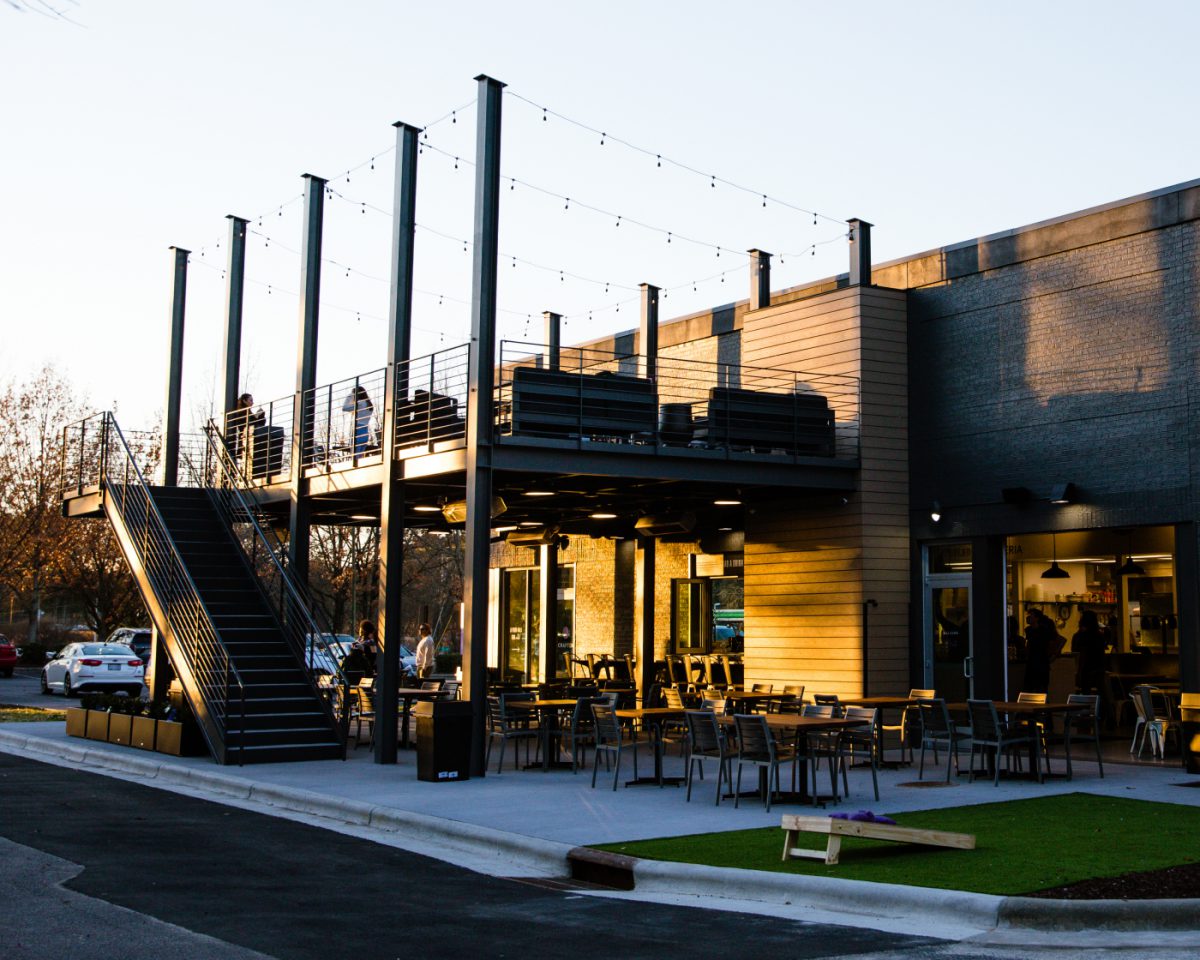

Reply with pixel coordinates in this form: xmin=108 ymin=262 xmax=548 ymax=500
xmin=1180 ymin=693 xmax=1200 ymax=774
xmin=414 ymin=699 xmax=472 ymax=782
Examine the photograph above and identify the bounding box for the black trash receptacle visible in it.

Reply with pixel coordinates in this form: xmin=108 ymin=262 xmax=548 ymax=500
xmin=414 ymin=699 xmax=472 ymax=782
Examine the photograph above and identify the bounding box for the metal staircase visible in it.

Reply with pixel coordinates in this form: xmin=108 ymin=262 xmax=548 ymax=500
xmin=61 ymin=413 xmax=348 ymax=764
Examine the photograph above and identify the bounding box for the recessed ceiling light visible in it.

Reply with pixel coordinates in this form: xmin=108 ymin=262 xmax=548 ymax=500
xmin=713 ymin=499 xmax=742 ymax=506
xmin=518 ymin=521 xmax=542 ymax=528
xmin=589 ymin=512 xmax=617 ymax=520
xmin=524 ymin=490 xmax=554 ymax=497
xmin=349 ymin=515 xmax=375 ymax=521
xmin=413 ymin=504 xmax=441 ymax=513
xmin=493 ymin=525 xmax=518 ymax=533
xmin=718 ymin=526 xmax=732 ymax=531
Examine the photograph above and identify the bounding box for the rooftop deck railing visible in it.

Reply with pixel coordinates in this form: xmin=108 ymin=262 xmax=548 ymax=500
xmin=197 ymin=338 xmax=860 ymax=482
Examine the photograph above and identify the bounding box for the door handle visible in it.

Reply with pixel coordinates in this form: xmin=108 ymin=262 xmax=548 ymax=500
xmin=963 ymin=656 xmax=974 ymax=679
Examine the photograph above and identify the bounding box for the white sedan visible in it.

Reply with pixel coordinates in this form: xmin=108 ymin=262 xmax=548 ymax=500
xmin=41 ymin=642 xmax=144 ymax=697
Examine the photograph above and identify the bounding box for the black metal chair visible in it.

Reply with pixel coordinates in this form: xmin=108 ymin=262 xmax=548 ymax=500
xmin=967 ymin=699 xmax=1039 ymax=786
xmin=834 ymin=705 xmax=880 ymax=801
xmin=590 ymin=703 xmax=640 ymax=791
xmin=917 ymin=698 xmax=970 ymax=782
xmin=484 ymin=693 xmax=540 ymax=773
xmin=1063 ymin=693 xmax=1104 ymax=778
xmin=733 ymin=713 xmax=795 ymax=811
xmin=684 ymin=709 xmax=733 ymax=805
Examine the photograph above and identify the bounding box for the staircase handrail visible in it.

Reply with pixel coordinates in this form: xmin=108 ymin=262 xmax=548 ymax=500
xmin=199 ymin=420 xmax=351 ymax=746
xmin=97 ymin=412 xmax=246 ymax=763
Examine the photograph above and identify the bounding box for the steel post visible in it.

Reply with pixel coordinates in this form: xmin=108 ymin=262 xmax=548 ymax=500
xmin=637 ymin=538 xmax=656 ymax=704
xmin=375 ymin=122 xmax=420 ymax=764
xmin=160 ymin=246 xmax=189 ymax=486
xmin=221 ymin=216 xmax=248 ymax=419
xmin=288 ymin=174 xmax=325 ymax=585
xmin=539 ymin=542 xmax=559 ymax=682
xmin=542 ymin=311 xmax=561 ymax=370
xmin=463 ymin=74 xmax=505 ymax=776
xmin=639 ymin=284 xmax=659 ymax=382
xmin=748 ymin=248 xmax=771 ymax=310
xmin=848 ymin=218 xmax=873 ymax=286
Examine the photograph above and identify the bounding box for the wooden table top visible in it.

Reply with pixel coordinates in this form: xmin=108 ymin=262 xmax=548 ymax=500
xmin=840 ymin=696 xmax=920 ymax=708
xmin=508 ymin=698 xmax=580 ymax=709
xmin=615 ymin=706 xmax=686 ymax=719
xmin=721 ymin=691 xmax=780 ymax=702
xmin=946 ymin=700 xmax=1089 ymax=715
xmin=718 ymin=714 xmax=863 ymax=732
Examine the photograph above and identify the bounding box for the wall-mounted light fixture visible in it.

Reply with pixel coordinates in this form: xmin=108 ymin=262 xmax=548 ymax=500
xmin=930 ymin=501 xmax=942 ymax=523
xmin=1041 ymin=533 xmax=1071 ymax=579
xmin=1049 ymin=482 xmax=1077 ymax=505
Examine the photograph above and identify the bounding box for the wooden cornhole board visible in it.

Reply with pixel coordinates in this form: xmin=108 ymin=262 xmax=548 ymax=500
xmin=781 ymin=814 xmax=975 ymax=865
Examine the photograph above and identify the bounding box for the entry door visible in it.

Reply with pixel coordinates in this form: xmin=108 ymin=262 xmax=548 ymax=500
xmin=925 ymin=578 xmax=974 ymax=702
xmin=501 ymin=568 xmax=541 ymax=684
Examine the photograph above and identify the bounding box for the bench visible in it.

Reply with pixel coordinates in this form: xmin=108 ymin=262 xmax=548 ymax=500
xmin=780 ymin=814 xmax=975 ymax=865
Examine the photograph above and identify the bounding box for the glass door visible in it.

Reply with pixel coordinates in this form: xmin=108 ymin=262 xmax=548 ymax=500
xmin=501 ymin=568 xmax=541 ymax=683
xmin=924 ymin=543 xmax=974 ymax=701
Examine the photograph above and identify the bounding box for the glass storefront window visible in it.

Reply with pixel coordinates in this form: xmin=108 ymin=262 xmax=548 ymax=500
xmin=928 ymin=542 xmax=973 ymax=574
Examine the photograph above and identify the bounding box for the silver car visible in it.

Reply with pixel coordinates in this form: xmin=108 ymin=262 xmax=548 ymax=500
xmin=41 ymin=642 xmax=145 ymax=697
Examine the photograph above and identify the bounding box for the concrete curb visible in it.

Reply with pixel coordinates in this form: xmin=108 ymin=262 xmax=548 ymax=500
xmin=0 ymin=728 xmax=1194 ymax=934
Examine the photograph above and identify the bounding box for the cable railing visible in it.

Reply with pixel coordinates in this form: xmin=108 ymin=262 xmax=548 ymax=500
xmin=302 ymin=368 xmax=387 ymax=470
xmin=497 ymin=340 xmax=860 ymax=459
xmin=62 ymin=412 xmax=246 ymax=764
xmin=198 ymin=421 xmax=351 ymax=748
xmin=394 ymin=343 xmax=470 ymax=453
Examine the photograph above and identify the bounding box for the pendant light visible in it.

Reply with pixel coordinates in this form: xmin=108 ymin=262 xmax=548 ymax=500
xmin=1041 ymin=533 xmax=1070 ymax=579
xmin=1116 ymin=530 xmax=1146 ymax=577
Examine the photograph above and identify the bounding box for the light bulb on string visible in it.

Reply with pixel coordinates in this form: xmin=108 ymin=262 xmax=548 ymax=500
xmin=452 ymin=110 xmax=456 ymax=124
xmin=542 ymin=108 xmax=547 ymax=122
xmin=656 ymin=154 xmax=661 ymax=167
xmin=370 ymin=158 xmax=375 ymax=170
xmin=710 ymin=175 xmax=715 ymax=189
xmin=564 ymin=197 xmax=570 ymax=210
xmin=762 ymin=195 xmax=767 ymax=208
xmin=454 ymin=156 xmax=459 ymax=169
xmin=615 ymin=215 xmax=621 ymax=227
xmin=667 ymin=232 xmax=671 ymax=244
xmin=600 ymin=132 xmax=605 ymax=145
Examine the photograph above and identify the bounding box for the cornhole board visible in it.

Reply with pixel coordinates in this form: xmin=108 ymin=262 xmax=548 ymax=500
xmin=781 ymin=814 xmax=975 ymax=865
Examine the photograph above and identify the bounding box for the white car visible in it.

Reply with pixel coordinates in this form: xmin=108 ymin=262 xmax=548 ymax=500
xmin=41 ymin=642 xmax=144 ymax=697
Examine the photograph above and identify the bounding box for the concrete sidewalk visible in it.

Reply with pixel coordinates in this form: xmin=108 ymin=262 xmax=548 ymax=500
xmin=3 ymin=721 xmax=1199 ymax=945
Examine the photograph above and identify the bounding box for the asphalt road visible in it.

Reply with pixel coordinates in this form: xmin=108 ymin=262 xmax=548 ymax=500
xmin=1 ymin=668 xmax=146 ymax=708
xmin=1 ymin=752 xmax=931 ymax=960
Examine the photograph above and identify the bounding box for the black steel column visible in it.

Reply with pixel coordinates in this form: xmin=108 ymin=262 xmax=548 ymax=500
xmin=160 ymin=246 xmax=188 ymax=486
xmin=147 ymin=625 xmax=170 ymax=703
xmin=848 ymin=218 xmax=873 ymax=286
xmin=1176 ymin=523 xmax=1199 ymax=694
xmin=748 ymin=248 xmax=771 ymax=310
xmin=288 ymin=174 xmax=325 ymax=584
xmin=221 ymin=215 xmax=248 ymax=418
xmin=462 ymin=74 xmax=506 ymax=776
xmin=539 ymin=542 xmax=559 ymax=682
xmin=639 ymin=284 xmax=659 ymax=381
xmin=375 ymin=122 xmax=420 ymax=764
xmin=637 ymin=538 xmax=656 ymax=704
xmin=542 ymin=311 xmax=560 ymax=370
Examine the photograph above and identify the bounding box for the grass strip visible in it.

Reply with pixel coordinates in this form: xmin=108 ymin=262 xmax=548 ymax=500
xmin=0 ymin=704 xmax=67 ymax=723
xmin=595 ymin=793 xmax=1200 ymax=895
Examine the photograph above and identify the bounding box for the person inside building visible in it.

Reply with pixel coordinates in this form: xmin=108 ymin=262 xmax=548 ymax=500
xmin=1073 ymin=609 xmax=1110 ymax=696
xmin=415 ymin=622 xmax=435 ymax=679
xmin=1023 ymin=609 xmax=1063 ymax=694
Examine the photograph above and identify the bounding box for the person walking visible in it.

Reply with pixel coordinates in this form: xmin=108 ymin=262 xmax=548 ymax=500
xmin=415 ymin=622 xmax=435 ymax=680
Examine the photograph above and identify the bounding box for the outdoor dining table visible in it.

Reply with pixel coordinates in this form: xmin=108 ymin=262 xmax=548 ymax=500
xmin=508 ymin=698 xmax=580 ymax=770
xmin=720 ymin=690 xmax=781 ymax=710
xmin=718 ymin=713 xmax=864 ymax=805
xmin=614 ymin=706 xmax=688 ymax=786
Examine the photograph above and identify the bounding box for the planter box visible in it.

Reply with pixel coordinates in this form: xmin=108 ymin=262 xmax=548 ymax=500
xmin=85 ymin=710 xmax=109 ymax=741
xmin=155 ymin=718 xmax=183 ymax=755
xmin=65 ymin=707 xmax=88 ymax=739
xmin=107 ymin=714 xmax=134 ymax=746
xmin=131 ymin=715 xmax=157 ymax=751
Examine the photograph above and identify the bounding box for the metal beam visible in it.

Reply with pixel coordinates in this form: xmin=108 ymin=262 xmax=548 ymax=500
xmin=462 ymin=74 xmax=505 ymax=776
xmin=748 ymin=248 xmax=771 ymax=310
xmin=848 ymin=218 xmax=872 ymax=286
xmin=160 ymin=246 xmax=189 ymax=486
xmin=637 ymin=538 xmax=656 ymax=705
xmin=375 ymin=122 xmax=421 ymax=764
xmin=221 ymin=216 xmax=248 ymax=418
xmin=542 ymin=311 xmax=561 ymax=370
xmin=288 ymin=174 xmax=326 ymax=584
xmin=639 ymin=284 xmax=659 ymax=381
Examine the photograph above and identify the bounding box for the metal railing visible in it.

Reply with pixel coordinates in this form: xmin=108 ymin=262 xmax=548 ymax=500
xmin=393 ymin=344 xmax=470 ymax=453
xmin=199 ymin=422 xmax=351 ymax=748
xmin=61 ymin=412 xmax=246 ymax=764
xmin=302 ymin=368 xmax=386 ymax=470
xmin=222 ymin=395 xmax=294 ymax=485
xmin=497 ymin=341 xmax=860 ymax=459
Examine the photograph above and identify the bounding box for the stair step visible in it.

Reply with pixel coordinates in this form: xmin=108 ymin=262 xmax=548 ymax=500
xmin=226 ymin=726 xmax=340 ymax=747
xmin=227 ymin=742 xmax=344 ymax=765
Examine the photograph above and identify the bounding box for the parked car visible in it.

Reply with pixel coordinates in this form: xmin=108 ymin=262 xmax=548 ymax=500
xmin=41 ymin=642 xmax=144 ymax=697
xmin=304 ymin=633 xmax=417 ymax=678
xmin=0 ymin=635 xmax=17 ymax=677
xmin=105 ymin=627 xmax=152 ymax=665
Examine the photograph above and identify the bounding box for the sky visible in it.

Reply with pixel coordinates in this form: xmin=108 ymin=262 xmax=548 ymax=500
xmin=2 ymin=1 xmax=1198 ymax=431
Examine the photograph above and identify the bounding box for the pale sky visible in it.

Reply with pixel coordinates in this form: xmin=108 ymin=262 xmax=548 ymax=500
xmin=2 ymin=1 xmax=1197 ymax=431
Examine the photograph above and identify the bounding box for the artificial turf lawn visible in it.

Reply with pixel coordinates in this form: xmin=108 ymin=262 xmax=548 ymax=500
xmin=595 ymin=793 xmax=1200 ymax=895
xmin=0 ymin=705 xmax=66 ymax=722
